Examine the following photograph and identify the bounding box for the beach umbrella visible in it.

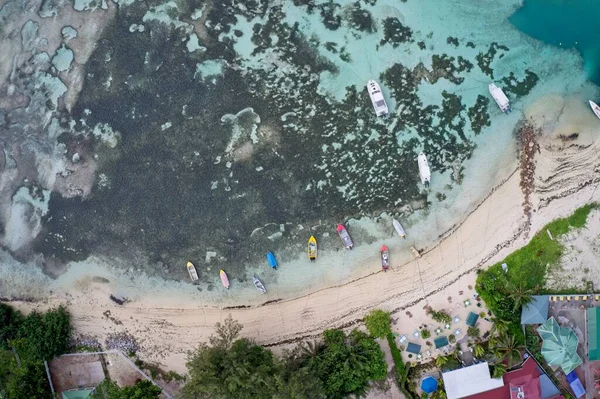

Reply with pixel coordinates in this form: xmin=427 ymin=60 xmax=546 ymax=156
xmin=420 ymin=376 xmax=438 ymax=394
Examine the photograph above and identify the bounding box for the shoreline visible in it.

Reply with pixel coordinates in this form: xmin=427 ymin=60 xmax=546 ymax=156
xmin=5 ymin=95 xmax=600 ymax=373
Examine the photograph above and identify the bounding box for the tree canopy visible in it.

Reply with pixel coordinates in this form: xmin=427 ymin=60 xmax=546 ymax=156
xmin=181 ymin=316 xmax=387 ymax=399
xmin=90 ymin=379 xmax=162 ymax=399
xmin=364 ymin=309 xmax=391 ymax=338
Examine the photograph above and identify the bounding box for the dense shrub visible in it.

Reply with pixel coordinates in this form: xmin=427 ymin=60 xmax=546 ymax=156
xmin=364 ymin=309 xmax=392 ymax=338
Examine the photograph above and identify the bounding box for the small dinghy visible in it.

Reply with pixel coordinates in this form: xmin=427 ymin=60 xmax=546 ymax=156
xmin=187 ymin=261 xmax=199 ymax=282
xmin=489 ymin=83 xmax=511 ymax=114
xmin=253 ymin=275 xmax=266 ymax=294
xmin=380 ymin=245 xmax=390 ymax=271
xmin=336 ymin=224 xmax=354 ymax=249
xmin=367 ymin=80 xmax=389 ymax=117
xmin=417 ymin=153 xmax=431 ymax=186
xmin=589 ymin=100 xmax=600 ymax=120
xmin=308 ymin=236 xmax=317 ymax=261
xmin=392 ymin=219 xmax=406 ymax=239
xmin=219 ymin=269 xmax=230 ymax=289
xmin=266 ymin=251 xmax=277 ymax=269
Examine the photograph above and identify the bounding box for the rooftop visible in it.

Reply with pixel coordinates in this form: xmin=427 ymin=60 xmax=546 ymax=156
xmin=442 ymin=362 xmax=504 ymax=399
xmin=521 ymin=296 xmax=550 ymax=325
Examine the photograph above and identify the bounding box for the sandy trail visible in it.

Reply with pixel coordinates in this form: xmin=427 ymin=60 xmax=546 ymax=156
xmin=7 ymin=96 xmax=600 ymax=373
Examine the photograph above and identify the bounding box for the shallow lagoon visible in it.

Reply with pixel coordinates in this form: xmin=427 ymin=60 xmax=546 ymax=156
xmin=0 ymin=0 xmax=598 ymax=304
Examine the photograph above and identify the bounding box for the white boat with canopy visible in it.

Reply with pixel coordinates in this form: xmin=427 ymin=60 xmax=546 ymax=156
xmin=417 ymin=153 xmax=431 ymax=186
xmin=489 ymin=84 xmax=511 ymax=114
xmin=367 ymin=80 xmax=389 ymax=117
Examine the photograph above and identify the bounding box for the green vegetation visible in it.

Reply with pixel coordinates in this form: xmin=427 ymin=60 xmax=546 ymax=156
xmin=90 ymin=379 xmax=161 ymax=399
xmin=426 ymin=308 xmax=452 ymax=324
xmin=467 ymin=326 xmax=480 ymax=338
xmin=420 ymin=329 xmax=431 ymax=339
xmin=476 ymin=203 xmax=597 ymax=324
xmin=181 ymin=315 xmax=386 ymax=399
xmin=0 ymin=303 xmax=72 ymax=399
xmin=386 ymin=333 xmax=414 ymax=399
xmin=364 ymin=309 xmax=392 ymax=338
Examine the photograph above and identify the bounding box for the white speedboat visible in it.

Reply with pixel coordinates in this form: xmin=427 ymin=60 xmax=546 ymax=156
xmin=489 ymin=84 xmax=511 ymax=114
xmin=589 ymin=100 xmax=600 ymax=120
xmin=392 ymin=219 xmax=406 ymax=239
xmin=367 ymin=80 xmax=389 ymax=117
xmin=417 ymin=153 xmax=431 ymax=186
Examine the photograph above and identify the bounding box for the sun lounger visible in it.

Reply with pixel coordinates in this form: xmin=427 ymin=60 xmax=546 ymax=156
xmin=583 ymin=295 xmax=589 ymax=301
xmin=574 ymin=296 xmax=580 ymax=301
xmin=567 ymin=296 xmax=571 ymax=301
xmin=559 ymin=296 xmax=564 ymax=301
xmin=596 ymin=295 xmax=599 ymax=301
xmin=550 ymin=296 xmax=555 ymax=302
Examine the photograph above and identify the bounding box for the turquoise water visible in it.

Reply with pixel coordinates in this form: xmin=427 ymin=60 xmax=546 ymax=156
xmin=510 ymin=0 xmax=600 ymax=85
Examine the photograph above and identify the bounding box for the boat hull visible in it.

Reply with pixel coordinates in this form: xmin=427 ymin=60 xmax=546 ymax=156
xmin=187 ymin=261 xmax=199 ymax=282
xmin=266 ymin=251 xmax=277 ymax=269
xmin=590 ymin=100 xmax=600 ymax=120
xmin=392 ymin=219 xmax=406 ymax=239
xmin=367 ymin=80 xmax=389 ymax=117
xmin=489 ymin=84 xmax=511 ymax=114
xmin=308 ymin=236 xmax=317 ymax=261
xmin=253 ymin=276 xmax=266 ymax=294
xmin=417 ymin=153 xmax=431 ymax=186
xmin=336 ymin=224 xmax=354 ymax=249
xmin=220 ymin=270 xmax=230 ymax=289
xmin=380 ymin=245 xmax=390 ymax=271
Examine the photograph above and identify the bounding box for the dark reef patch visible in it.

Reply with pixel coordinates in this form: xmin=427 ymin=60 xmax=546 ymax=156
xmin=467 ymin=95 xmax=491 ymax=135
xmin=476 ymin=42 xmax=509 ymax=79
xmin=379 ymin=17 xmax=412 ymax=48
xmin=502 ymin=70 xmax=539 ymax=97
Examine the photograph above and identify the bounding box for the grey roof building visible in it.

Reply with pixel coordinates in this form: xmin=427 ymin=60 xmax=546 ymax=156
xmin=521 ymin=295 xmax=549 ymax=325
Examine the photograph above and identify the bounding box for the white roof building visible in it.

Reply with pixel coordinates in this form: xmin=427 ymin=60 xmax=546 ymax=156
xmin=442 ymin=362 xmax=504 ymax=399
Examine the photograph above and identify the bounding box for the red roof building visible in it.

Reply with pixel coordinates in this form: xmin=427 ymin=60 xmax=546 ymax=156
xmin=464 ymin=357 xmax=565 ymax=399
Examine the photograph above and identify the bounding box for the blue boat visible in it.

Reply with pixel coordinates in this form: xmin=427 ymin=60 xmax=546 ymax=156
xmin=266 ymin=251 xmax=277 ymax=269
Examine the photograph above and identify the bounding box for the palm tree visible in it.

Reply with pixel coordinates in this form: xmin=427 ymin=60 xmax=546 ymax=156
xmin=431 ymin=379 xmax=447 ymax=399
xmin=436 ymin=355 xmax=449 ymax=368
xmin=508 ymin=283 xmax=535 ymax=313
xmin=473 ymin=343 xmax=485 ymax=358
xmin=489 ymin=317 xmax=510 ymax=337
xmin=491 ymin=362 xmax=507 ymax=379
xmin=493 ymin=333 xmax=525 ymax=367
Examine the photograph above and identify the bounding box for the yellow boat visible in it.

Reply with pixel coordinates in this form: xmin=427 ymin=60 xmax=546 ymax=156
xmin=308 ymin=236 xmax=317 ymax=261
xmin=187 ymin=261 xmax=199 ymax=282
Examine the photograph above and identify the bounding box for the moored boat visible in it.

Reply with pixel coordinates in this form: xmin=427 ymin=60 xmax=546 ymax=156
xmin=417 ymin=153 xmax=431 ymax=186
xmin=380 ymin=245 xmax=390 ymax=271
xmin=308 ymin=236 xmax=317 ymax=261
xmin=187 ymin=261 xmax=199 ymax=282
xmin=589 ymin=100 xmax=600 ymax=120
xmin=336 ymin=224 xmax=354 ymax=249
xmin=392 ymin=219 xmax=406 ymax=239
xmin=266 ymin=251 xmax=277 ymax=269
xmin=253 ymin=275 xmax=266 ymax=294
xmin=367 ymin=80 xmax=389 ymax=117
xmin=489 ymin=84 xmax=511 ymax=114
xmin=219 ymin=269 xmax=230 ymax=289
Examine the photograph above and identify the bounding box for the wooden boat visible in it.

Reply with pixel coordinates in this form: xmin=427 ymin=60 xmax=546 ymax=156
xmin=410 ymin=247 xmax=421 ymax=259
xmin=187 ymin=261 xmax=199 ymax=282
xmin=392 ymin=219 xmax=406 ymax=239
xmin=336 ymin=224 xmax=353 ymax=249
xmin=253 ymin=275 xmax=266 ymax=294
xmin=266 ymin=251 xmax=277 ymax=269
xmin=219 ymin=269 xmax=230 ymax=289
xmin=308 ymin=236 xmax=317 ymax=261
xmin=380 ymin=245 xmax=390 ymax=271
xmin=589 ymin=100 xmax=600 ymax=120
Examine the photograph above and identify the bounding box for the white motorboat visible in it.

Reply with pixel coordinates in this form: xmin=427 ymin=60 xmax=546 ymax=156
xmin=392 ymin=219 xmax=406 ymax=239
xmin=417 ymin=153 xmax=431 ymax=186
xmin=367 ymin=80 xmax=389 ymax=117
xmin=489 ymin=84 xmax=511 ymax=114
xmin=589 ymin=100 xmax=600 ymax=120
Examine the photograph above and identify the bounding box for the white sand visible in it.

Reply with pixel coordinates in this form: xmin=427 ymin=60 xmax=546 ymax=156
xmin=6 ymin=94 xmax=600 ymax=373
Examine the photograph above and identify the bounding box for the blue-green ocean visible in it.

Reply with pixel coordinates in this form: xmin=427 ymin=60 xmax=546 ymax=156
xmin=510 ymin=0 xmax=600 ymax=85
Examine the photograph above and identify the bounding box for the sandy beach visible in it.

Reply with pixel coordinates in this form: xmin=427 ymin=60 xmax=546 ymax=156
xmin=5 ymin=94 xmax=600 ymax=374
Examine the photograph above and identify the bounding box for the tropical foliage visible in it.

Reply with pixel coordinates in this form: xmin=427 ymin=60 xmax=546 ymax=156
xmin=90 ymin=379 xmax=161 ymax=399
xmin=426 ymin=308 xmax=452 ymax=325
xmin=364 ymin=309 xmax=392 ymax=338
xmin=492 ymin=333 xmax=525 ymax=367
xmin=420 ymin=329 xmax=431 ymax=339
xmin=0 ymin=303 xmax=72 ymax=399
xmin=181 ymin=315 xmax=386 ymax=399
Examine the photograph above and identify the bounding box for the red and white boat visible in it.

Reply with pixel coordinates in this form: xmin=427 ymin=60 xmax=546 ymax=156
xmin=380 ymin=245 xmax=390 ymax=271
xmin=336 ymin=224 xmax=354 ymax=250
